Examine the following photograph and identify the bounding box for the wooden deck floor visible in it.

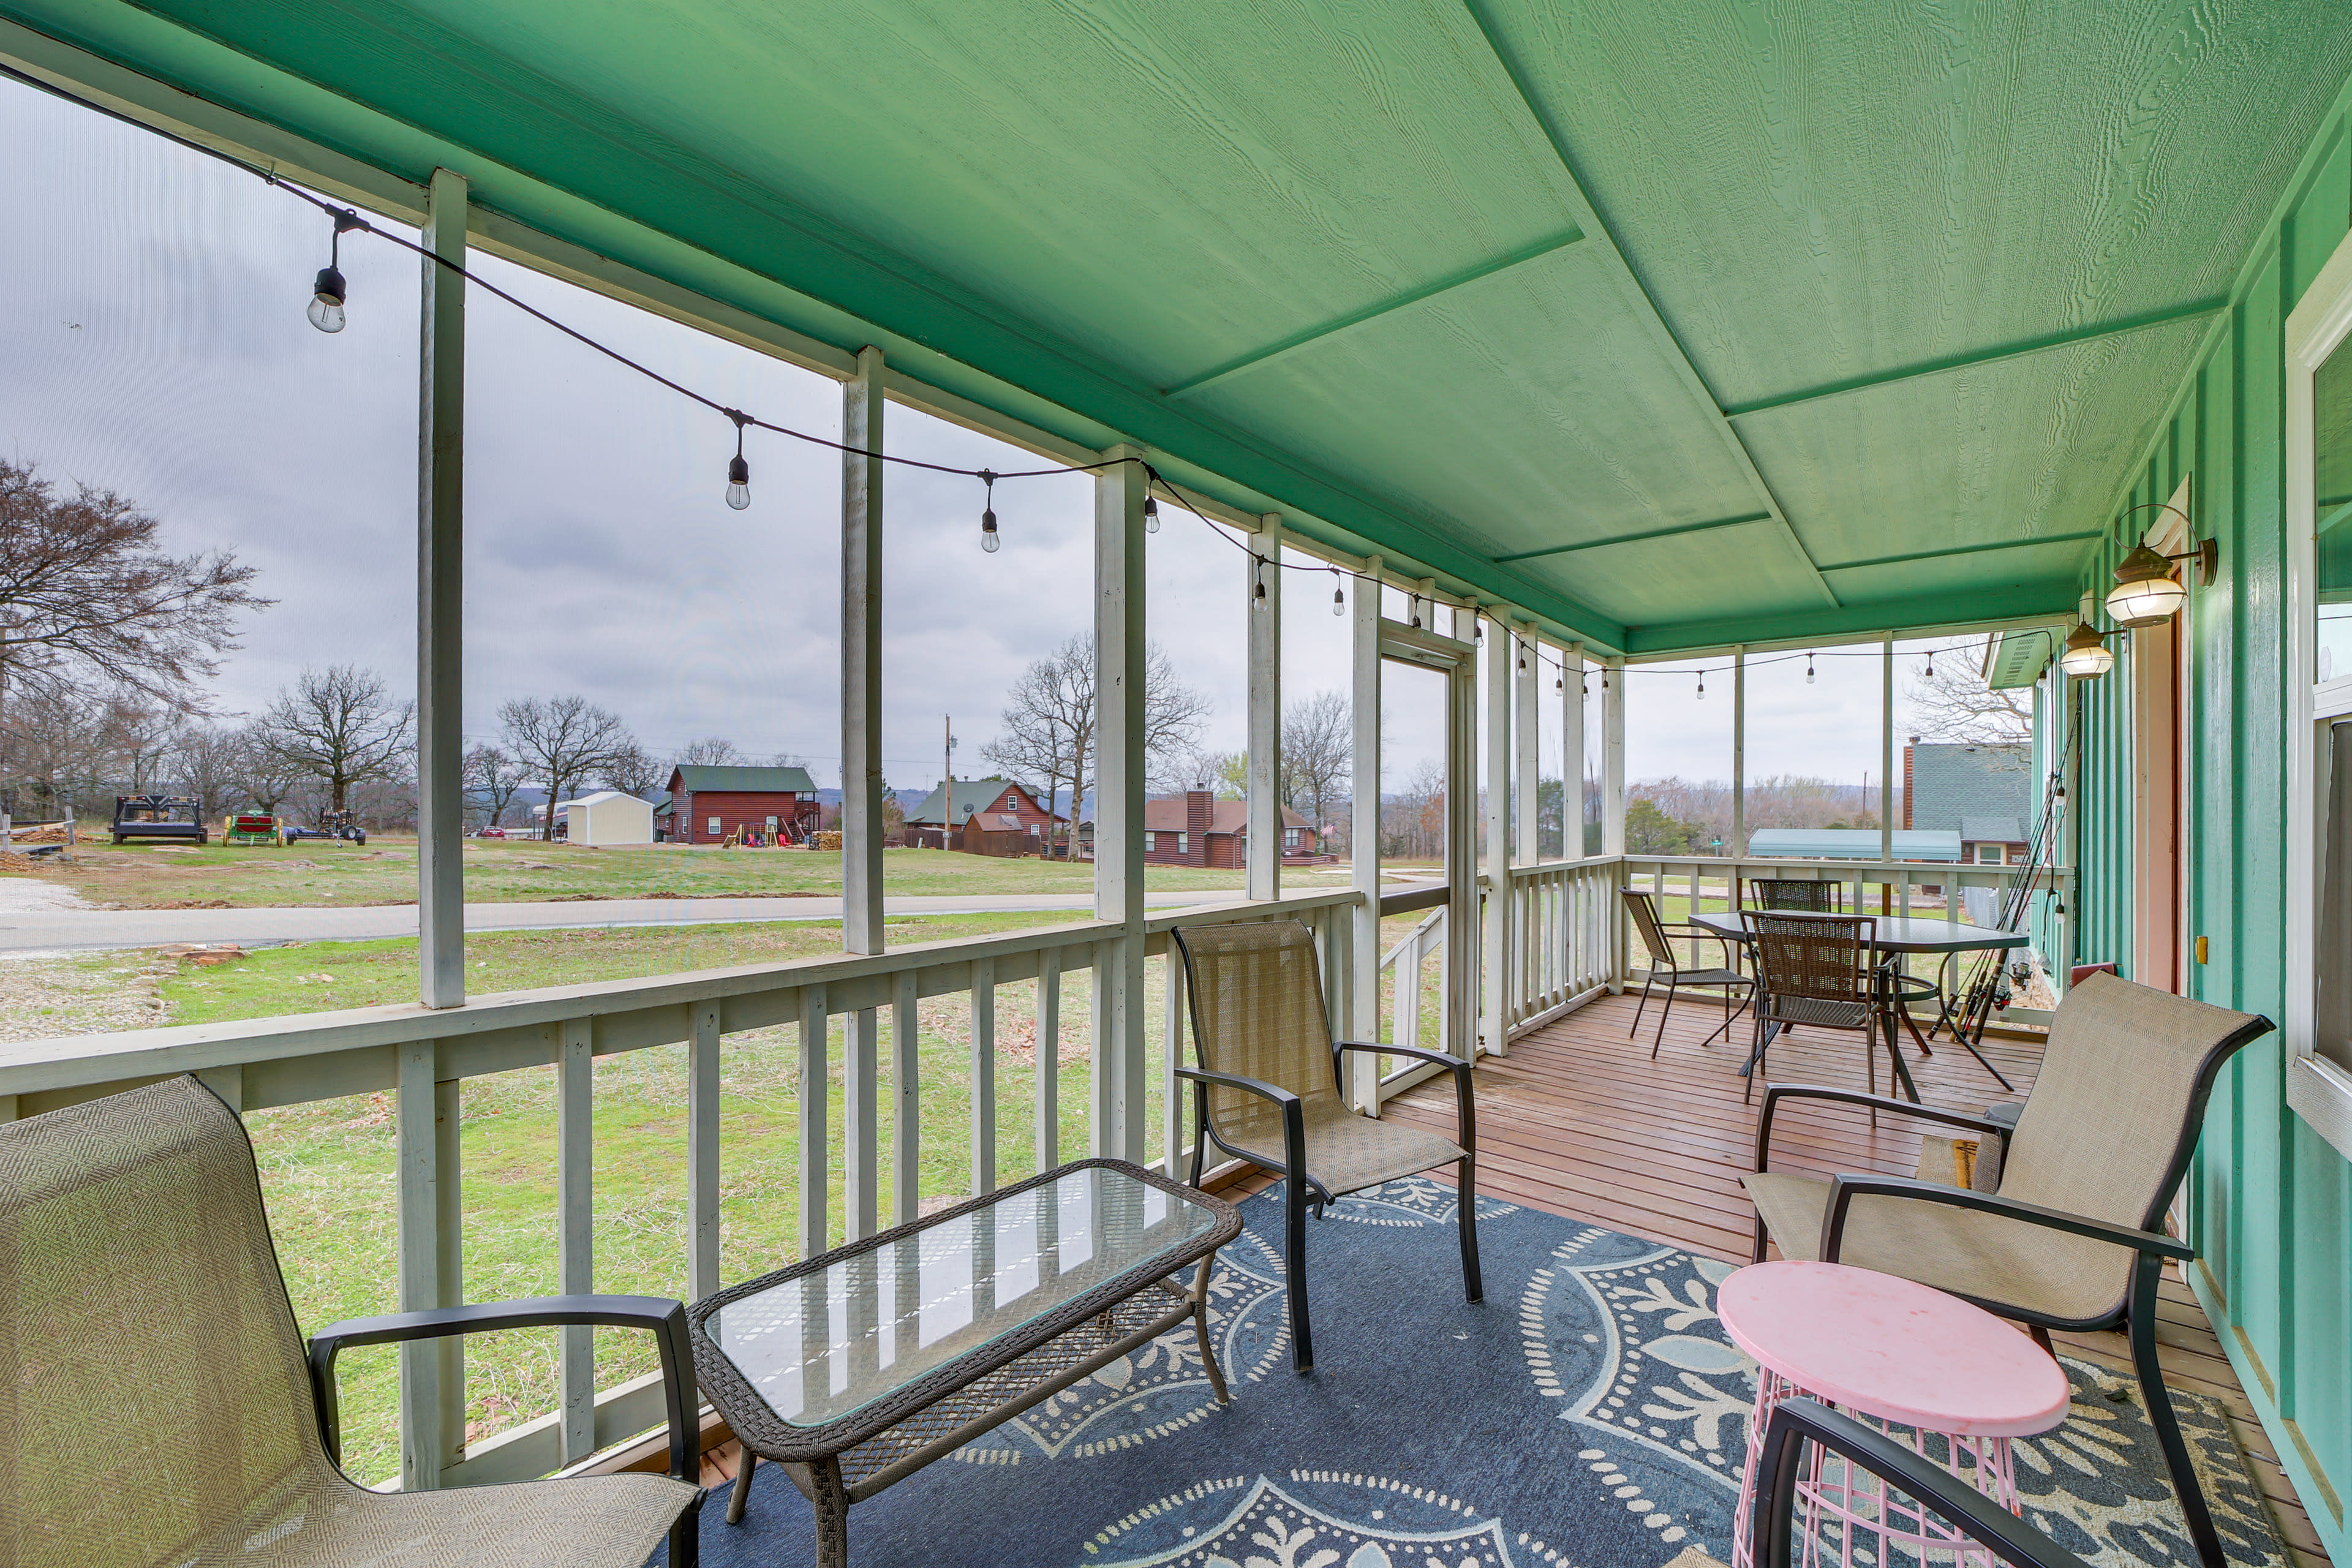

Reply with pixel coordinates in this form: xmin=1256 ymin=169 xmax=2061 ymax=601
xmin=1383 ymin=989 xmax=2331 ymax=1568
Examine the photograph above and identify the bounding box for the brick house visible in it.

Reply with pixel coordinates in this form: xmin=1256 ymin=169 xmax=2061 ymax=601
xmin=654 ymin=764 xmax=821 ymax=845
xmin=906 ymin=777 xmax=1064 ymax=845
xmin=1141 ymin=789 xmax=1316 ymax=867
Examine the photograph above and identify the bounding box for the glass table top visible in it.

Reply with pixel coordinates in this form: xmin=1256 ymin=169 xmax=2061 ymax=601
xmin=708 ymin=1166 xmax=1223 ymax=1430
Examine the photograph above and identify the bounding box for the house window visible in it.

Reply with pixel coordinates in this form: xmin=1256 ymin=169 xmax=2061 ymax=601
xmin=2285 ymin=228 xmax=2352 ymax=1160
xmin=1145 ymin=832 xmax=1157 ymax=851
xmin=707 ymin=816 xmax=721 ymax=834
xmin=1976 ymin=844 xmax=2005 ymax=865
xmin=1177 ymin=832 xmax=1189 ymax=853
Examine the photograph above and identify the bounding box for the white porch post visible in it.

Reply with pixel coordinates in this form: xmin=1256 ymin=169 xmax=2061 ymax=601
xmin=417 ymin=168 xmax=466 ymax=1010
xmin=1602 ymin=658 xmax=1626 ymax=855
xmin=1347 ymin=558 xmax=1382 ymax=1110
xmin=1482 ymin=606 xmax=1511 ymax=1057
xmin=1731 ymin=647 xmax=1747 ymax=859
xmin=396 ymin=1042 xmax=461 ymax=1488
xmin=1093 ymin=447 xmax=1148 ymax=1161
xmin=1562 ymin=642 xmax=1585 ymax=857
xmin=1513 ymin=625 xmax=1539 ymax=862
xmin=1246 ymin=515 xmax=1282 ymax=902
xmin=840 ymin=344 xmax=884 ymax=1240
xmin=1881 ymin=631 xmax=1895 ymax=880
xmin=1446 ymin=606 xmax=1480 ymax=1058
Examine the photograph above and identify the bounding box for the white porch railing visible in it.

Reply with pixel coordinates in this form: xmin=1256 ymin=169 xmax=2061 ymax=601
xmin=0 ymin=886 xmax=1359 ymax=1491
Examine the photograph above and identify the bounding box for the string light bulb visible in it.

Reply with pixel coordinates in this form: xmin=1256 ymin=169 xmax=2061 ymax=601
xmin=1144 ymin=495 xmax=1159 ymax=534
xmin=1924 ymin=648 xmax=1936 ymax=680
xmin=978 ymin=469 xmax=1000 ymax=552
xmin=307 ymin=209 xmax=363 ymax=333
xmin=1253 ymin=565 xmax=1268 ymax=609
xmin=1697 ymin=669 xmax=1706 ymax=700
xmin=1806 ymin=652 xmax=1815 ymax=684
xmin=723 ymin=412 xmax=751 ymax=510
xmin=1331 ymin=571 xmax=1344 ymax=616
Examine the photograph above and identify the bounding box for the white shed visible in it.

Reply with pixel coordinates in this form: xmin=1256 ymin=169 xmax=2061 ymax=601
xmin=560 ymin=790 xmax=655 ymax=846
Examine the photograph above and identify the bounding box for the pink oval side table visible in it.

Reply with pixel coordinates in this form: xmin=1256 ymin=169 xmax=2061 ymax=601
xmin=1719 ymin=1260 xmax=2072 ymax=1568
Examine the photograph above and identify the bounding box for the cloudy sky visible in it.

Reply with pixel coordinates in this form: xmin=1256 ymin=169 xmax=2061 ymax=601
xmin=1 ymin=78 xmax=1944 ymax=797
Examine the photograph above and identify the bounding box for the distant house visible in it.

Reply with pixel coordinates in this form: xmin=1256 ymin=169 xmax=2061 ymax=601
xmin=1902 ymin=741 xmax=2033 ymax=865
xmin=656 ymin=764 xmax=821 ymax=845
xmin=906 ymin=777 xmax=1063 ymax=842
xmin=1142 ymin=790 xmax=1318 ymax=867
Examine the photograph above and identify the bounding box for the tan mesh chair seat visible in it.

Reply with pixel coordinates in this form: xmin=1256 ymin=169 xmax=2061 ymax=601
xmin=1743 ymin=1170 xmax=2130 ymax=1322
xmin=1173 ymin=919 xmax=1482 ymax=1372
xmin=1212 ymin=1094 xmax=1468 ymax=1199
xmin=2 ymin=1077 xmax=697 ymax=1568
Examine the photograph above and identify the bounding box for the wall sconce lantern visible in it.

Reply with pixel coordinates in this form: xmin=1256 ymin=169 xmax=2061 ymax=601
xmin=2102 ymin=502 xmax=2219 ymax=630
xmin=2059 ymin=621 xmax=2116 ymax=679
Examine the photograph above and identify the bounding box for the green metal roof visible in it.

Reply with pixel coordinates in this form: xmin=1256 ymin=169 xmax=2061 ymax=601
xmin=668 ymin=764 xmax=815 ymax=795
xmin=9 ymin=1 xmax=2351 ymax=652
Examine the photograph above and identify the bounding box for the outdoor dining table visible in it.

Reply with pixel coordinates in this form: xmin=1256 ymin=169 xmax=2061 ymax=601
xmin=1687 ymin=910 xmax=2030 ymax=1102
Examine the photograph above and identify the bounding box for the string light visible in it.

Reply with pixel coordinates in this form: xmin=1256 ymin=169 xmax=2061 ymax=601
xmin=1144 ymin=495 xmax=1159 ymax=534
xmin=1253 ymin=570 xmax=1268 ymax=609
xmin=978 ymin=469 xmax=1000 ymax=552
xmin=1697 ymin=669 xmax=1706 ymax=699
xmin=1806 ymin=652 xmax=1815 ymax=684
xmin=307 ymin=209 xmax=363 ymax=333
xmin=1924 ymin=648 xmax=1936 ymax=680
xmin=1408 ymin=594 xmax=1422 ymax=630
xmin=723 ymin=411 xmax=751 ymax=510
xmin=1330 ymin=570 xmax=1344 ymax=617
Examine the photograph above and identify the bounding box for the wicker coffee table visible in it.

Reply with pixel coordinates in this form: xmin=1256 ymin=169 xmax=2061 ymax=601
xmin=687 ymin=1158 xmax=1242 ymax=1566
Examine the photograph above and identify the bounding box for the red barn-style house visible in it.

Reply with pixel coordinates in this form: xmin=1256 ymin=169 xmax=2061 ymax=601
xmin=905 ymin=777 xmax=1063 ymax=846
xmin=653 ymin=764 xmax=821 ymax=845
xmin=1142 ymin=790 xmax=1318 ymax=867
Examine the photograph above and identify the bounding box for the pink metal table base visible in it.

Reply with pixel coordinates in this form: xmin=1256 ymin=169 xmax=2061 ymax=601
xmin=1733 ymin=1365 xmax=2025 ymax=1568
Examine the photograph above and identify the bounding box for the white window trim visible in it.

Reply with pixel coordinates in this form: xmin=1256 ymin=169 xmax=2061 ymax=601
xmin=2283 ymin=221 xmax=2352 ymax=1162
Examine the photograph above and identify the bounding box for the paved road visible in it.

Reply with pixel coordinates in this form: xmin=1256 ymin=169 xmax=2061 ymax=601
xmin=0 ymin=889 xmax=1281 ymax=954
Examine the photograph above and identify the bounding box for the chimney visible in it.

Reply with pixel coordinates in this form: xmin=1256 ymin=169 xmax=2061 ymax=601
xmin=1186 ymin=789 xmax=1212 ymax=867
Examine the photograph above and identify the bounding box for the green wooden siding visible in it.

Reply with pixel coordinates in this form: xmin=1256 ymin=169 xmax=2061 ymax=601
xmin=2072 ymin=74 xmax=2352 ymax=1552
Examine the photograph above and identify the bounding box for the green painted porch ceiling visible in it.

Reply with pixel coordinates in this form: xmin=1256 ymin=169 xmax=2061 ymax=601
xmin=10 ymin=0 xmax=2352 ymax=651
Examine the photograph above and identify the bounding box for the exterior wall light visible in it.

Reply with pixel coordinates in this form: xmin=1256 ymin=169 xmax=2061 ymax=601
xmin=2059 ymin=622 xmax=2115 ymax=679
xmin=2102 ymin=502 xmax=2219 ymax=628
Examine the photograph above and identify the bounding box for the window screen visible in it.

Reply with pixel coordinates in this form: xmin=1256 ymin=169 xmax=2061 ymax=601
xmin=2317 ymin=720 xmax=2352 ymax=1074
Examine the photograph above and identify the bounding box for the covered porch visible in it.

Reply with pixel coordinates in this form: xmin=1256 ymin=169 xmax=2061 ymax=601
xmin=1 ymin=2 xmax=2349 ymax=1566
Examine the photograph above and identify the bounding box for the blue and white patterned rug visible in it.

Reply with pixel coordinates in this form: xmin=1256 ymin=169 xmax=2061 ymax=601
xmin=675 ymin=1179 xmax=2283 ymax=1568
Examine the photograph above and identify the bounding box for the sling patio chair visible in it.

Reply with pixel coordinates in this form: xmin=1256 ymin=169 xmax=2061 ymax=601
xmin=1623 ymin=888 xmax=1756 ymax=1057
xmin=1745 ymin=877 xmax=1842 ymax=913
xmin=1172 ymin=919 xmax=1480 ymax=1374
xmin=1739 ymin=909 xmax=1912 ymax=1104
xmin=1743 ymin=972 xmax=2274 ymax=1568
xmin=1 ymin=1075 xmax=704 ymax=1568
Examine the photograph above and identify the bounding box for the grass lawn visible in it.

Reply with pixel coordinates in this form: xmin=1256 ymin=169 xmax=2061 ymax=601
xmin=145 ymin=907 xmax=1449 ymax=1484
xmin=18 ymin=839 xmax=1341 ymax=910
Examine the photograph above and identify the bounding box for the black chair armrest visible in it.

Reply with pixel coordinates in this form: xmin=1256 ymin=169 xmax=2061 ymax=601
xmin=1332 ymin=1042 xmax=1475 ymax=1152
xmin=1174 ymin=1065 xmax=1307 ymax=1176
xmin=1819 ymin=1174 xmax=2195 ymax=1267
xmin=307 ymin=1294 xmax=698 ymax=1482
xmin=1754 ymin=1082 xmax=2008 ymax=1172
xmin=1754 ymin=1399 xmax=2090 ymax=1568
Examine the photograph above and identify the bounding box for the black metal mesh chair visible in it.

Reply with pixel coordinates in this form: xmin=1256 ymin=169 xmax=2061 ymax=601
xmin=1172 ymin=919 xmax=1480 ymax=1374
xmin=1746 ymin=878 xmax=1842 ymax=912
xmin=1739 ymin=910 xmax=1915 ymax=1102
xmin=1622 ymin=888 xmax=1755 ymax=1057
xmin=0 ymin=1076 xmax=704 ymax=1567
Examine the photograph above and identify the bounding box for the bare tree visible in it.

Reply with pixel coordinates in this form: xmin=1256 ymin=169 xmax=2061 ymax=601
xmin=1279 ymin=689 xmax=1349 ymax=840
xmin=500 ymin=695 xmax=635 ymax=839
xmin=230 ymin=721 xmax=306 ymax=816
xmin=0 ymin=458 xmax=270 ymax=711
xmin=600 ymin=740 xmax=665 ymax=796
xmin=462 ymin=742 xmax=529 ymax=828
xmin=1904 ymin=639 xmax=2032 ymax=746
xmin=675 ymin=736 xmax=746 ymax=767
xmin=165 ymin=722 xmax=251 ymax=818
xmin=981 ymin=633 xmax=1212 ymax=834
xmin=261 ymin=666 xmax=415 ymax=815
